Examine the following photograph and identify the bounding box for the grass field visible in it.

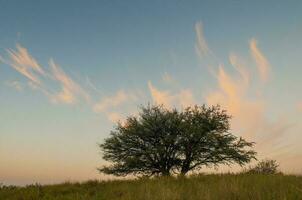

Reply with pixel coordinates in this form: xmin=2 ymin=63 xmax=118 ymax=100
xmin=1 ymin=174 xmax=302 ymax=200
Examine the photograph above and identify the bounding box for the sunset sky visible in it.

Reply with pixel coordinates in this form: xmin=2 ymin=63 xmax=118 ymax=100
xmin=1 ymin=0 xmax=302 ymax=185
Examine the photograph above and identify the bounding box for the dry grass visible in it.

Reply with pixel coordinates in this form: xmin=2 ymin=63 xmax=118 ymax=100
xmin=1 ymin=173 xmax=302 ymax=200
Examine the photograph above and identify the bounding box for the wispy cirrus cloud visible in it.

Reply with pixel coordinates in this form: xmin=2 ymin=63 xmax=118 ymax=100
xmin=229 ymin=53 xmax=250 ymax=86
xmin=2 ymin=44 xmax=143 ymax=122
xmin=49 ymin=59 xmax=90 ymax=105
xmin=192 ymin=19 xmax=295 ymax=165
xmin=148 ymin=81 xmax=195 ymax=108
xmin=195 ymin=21 xmax=211 ymax=58
xmin=5 ymin=80 xmax=23 ymax=91
xmin=205 ymin=49 xmax=292 ymax=162
xmin=148 ymin=81 xmax=173 ymax=107
xmin=2 ymin=44 xmax=90 ymax=105
xmin=3 ymin=44 xmax=45 ymax=85
xmin=93 ymin=89 xmax=142 ymax=123
xmin=206 ymin=62 xmax=266 ymax=138
xmin=93 ymin=90 xmax=138 ymax=113
xmin=250 ymin=38 xmax=271 ymax=82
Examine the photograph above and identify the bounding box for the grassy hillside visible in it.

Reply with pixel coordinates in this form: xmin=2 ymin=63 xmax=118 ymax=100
xmin=1 ymin=174 xmax=302 ymax=200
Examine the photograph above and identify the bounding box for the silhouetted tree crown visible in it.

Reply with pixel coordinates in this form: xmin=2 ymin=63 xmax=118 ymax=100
xmin=99 ymin=104 xmax=256 ymax=176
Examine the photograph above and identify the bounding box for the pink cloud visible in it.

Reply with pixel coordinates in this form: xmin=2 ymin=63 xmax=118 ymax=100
xmin=250 ymin=38 xmax=271 ymax=82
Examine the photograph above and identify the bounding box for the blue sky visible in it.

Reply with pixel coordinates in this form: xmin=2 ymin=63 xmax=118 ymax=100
xmin=1 ymin=0 xmax=302 ymax=185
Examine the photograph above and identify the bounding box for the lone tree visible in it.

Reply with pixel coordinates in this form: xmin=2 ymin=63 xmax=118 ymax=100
xmin=99 ymin=104 xmax=256 ymax=176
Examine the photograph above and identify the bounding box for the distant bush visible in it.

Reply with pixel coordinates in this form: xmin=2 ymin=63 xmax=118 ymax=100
xmin=246 ymin=159 xmax=280 ymax=174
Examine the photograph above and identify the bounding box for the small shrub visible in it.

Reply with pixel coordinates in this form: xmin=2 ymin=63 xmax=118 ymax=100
xmin=247 ymin=159 xmax=280 ymax=174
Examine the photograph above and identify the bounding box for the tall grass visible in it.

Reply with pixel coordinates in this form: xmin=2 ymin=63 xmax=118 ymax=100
xmin=1 ymin=174 xmax=302 ymax=200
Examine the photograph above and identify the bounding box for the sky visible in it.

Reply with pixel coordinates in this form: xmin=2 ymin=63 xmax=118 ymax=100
xmin=1 ymin=0 xmax=302 ymax=185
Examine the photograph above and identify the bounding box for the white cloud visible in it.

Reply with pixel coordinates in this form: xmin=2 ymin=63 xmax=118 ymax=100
xmin=195 ymin=22 xmax=210 ymax=58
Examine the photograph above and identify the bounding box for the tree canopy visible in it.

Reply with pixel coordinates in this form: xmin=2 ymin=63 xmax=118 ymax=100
xmin=99 ymin=104 xmax=256 ymax=177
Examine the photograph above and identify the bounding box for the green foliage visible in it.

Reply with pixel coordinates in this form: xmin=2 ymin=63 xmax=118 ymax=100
xmin=99 ymin=104 xmax=256 ymax=177
xmin=1 ymin=174 xmax=302 ymax=200
xmin=247 ymin=159 xmax=280 ymax=174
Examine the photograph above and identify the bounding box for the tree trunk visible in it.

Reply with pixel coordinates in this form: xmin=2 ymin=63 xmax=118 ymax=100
xmin=162 ymin=172 xmax=170 ymax=176
xmin=181 ymin=161 xmax=190 ymax=175
xmin=180 ymin=168 xmax=188 ymax=176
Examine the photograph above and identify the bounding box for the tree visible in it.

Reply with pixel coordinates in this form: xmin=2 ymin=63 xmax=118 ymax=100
xmin=99 ymin=105 xmax=182 ymax=176
xmin=178 ymin=105 xmax=256 ymax=175
xmin=247 ymin=159 xmax=280 ymax=174
xmin=99 ymin=104 xmax=256 ymax=177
